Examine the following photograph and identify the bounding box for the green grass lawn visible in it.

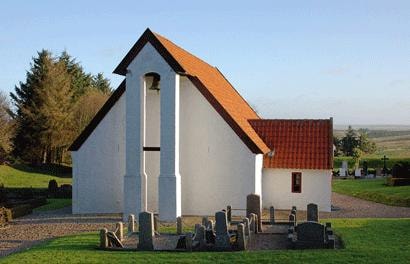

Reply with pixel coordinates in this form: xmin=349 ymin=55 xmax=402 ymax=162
xmin=33 ymin=199 xmax=72 ymax=212
xmin=0 ymin=218 xmax=409 ymax=264
xmin=0 ymin=164 xmax=72 ymax=188
xmin=333 ymin=179 xmax=410 ymax=207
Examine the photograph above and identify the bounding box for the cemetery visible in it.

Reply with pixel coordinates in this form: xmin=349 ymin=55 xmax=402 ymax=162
xmin=98 ymin=194 xmax=337 ymax=252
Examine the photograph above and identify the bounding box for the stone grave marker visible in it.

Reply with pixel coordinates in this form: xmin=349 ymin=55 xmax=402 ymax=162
xmin=177 ymin=216 xmax=182 ymax=235
xmin=100 ymin=228 xmax=108 ymax=249
xmin=297 ymin=222 xmax=325 ymax=246
xmin=137 ymin=211 xmax=154 ymax=250
xmin=307 ymin=203 xmax=319 ymax=222
xmin=215 ymin=211 xmax=231 ymax=250
xmin=194 ymin=224 xmax=206 ymax=249
xmin=270 ymin=206 xmax=275 ymax=224
xmin=289 ymin=213 xmax=296 ymax=226
xmin=246 ymin=194 xmax=262 ymax=232
xmin=128 ymin=214 xmax=135 ymax=233
xmin=237 ymin=223 xmax=246 ymax=250
xmin=243 ymin=217 xmax=250 ymax=237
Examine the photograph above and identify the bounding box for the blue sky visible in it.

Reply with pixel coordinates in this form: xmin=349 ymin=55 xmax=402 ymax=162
xmin=1 ymin=0 xmax=409 ymax=124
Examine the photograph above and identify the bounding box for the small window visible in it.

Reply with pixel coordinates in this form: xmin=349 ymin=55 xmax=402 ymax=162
xmin=292 ymin=172 xmax=302 ymax=193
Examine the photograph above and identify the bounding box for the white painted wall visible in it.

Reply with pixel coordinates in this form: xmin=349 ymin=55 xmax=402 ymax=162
xmin=262 ymin=169 xmax=332 ymax=212
xmin=145 ymin=87 xmax=160 ymax=213
xmin=179 ymin=77 xmax=261 ymax=216
xmin=71 ymin=94 xmax=126 ymax=214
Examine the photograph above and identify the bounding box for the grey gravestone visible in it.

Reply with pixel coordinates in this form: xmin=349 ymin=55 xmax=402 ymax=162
xmin=186 ymin=232 xmax=193 ymax=251
xmin=194 ymin=224 xmax=206 ymax=249
xmin=215 ymin=211 xmax=231 ymax=250
xmin=128 ymin=214 xmax=135 ymax=233
xmin=297 ymin=222 xmax=325 ymax=242
xmin=177 ymin=216 xmax=182 ymax=235
xmin=376 ymin=168 xmax=382 ymax=176
xmin=249 ymin=213 xmax=257 ymax=233
xmin=307 ymin=203 xmax=319 ymax=222
xmin=115 ymin=222 xmax=123 ymax=241
xmin=202 ymin=216 xmax=208 ymax=227
xmin=243 ymin=217 xmax=250 ymax=237
xmin=342 ymin=160 xmax=348 ymax=170
xmin=269 ymin=206 xmax=275 ymax=224
xmin=154 ymin=214 xmax=159 ymax=234
xmin=291 ymin=206 xmax=297 ymax=223
xmin=138 ymin=211 xmax=154 ymax=250
xmin=246 ymin=194 xmax=262 ymax=232
xmin=227 ymin=205 xmax=232 ymax=223
xmin=206 ymin=220 xmax=214 ymax=231
xmin=237 ymin=223 xmax=246 ymax=250
xmin=289 ymin=213 xmax=296 ymax=226
xmin=100 ymin=228 xmax=108 ymax=249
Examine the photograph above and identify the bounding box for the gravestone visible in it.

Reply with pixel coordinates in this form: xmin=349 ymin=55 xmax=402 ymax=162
xmin=115 ymin=222 xmax=123 ymax=241
xmin=215 ymin=211 xmax=231 ymax=250
xmin=128 ymin=214 xmax=135 ymax=233
xmin=289 ymin=213 xmax=296 ymax=226
xmin=177 ymin=216 xmax=182 ymax=235
xmin=270 ymin=206 xmax=275 ymax=224
xmin=227 ymin=205 xmax=232 ymax=223
xmin=138 ymin=211 xmax=154 ymax=250
xmin=342 ymin=160 xmax=348 ymax=171
xmin=186 ymin=232 xmax=193 ymax=251
xmin=363 ymin=161 xmax=368 ymax=176
xmin=194 ymin=224 xmax=206 ymax=249
xmin=237 ymin=223 xmax=246 ymax=250
xmin=100 ymin=228 xmax=108 ymax=249
xmin=202 ymin=216 xmax=208 ymax=227
xmin=206 ymin=220 xmax=214 ymax=231
xmin=307 ymin=203 xmax=319 ymax=222
xmin=355 ymin=168 xmax=362 ymax=177
xmin=249 ymin=213 xmax=256 ymax=233
xmin=243 ymin=217 xmax=250 ymax=237
xmin=154 ymin=215 xmax=159 ymax=233
xmin=297 ymin=222 xmax=325 ymax=245
xmin=339 ymin=168 xmax=346 ymax=177
xmin=376 ymin=168 xmax=382 ymax=176
xmin=291 ymin=206 xmax=297 ymax=223
xmin=246 ymin=194 xmax=262 ymax=232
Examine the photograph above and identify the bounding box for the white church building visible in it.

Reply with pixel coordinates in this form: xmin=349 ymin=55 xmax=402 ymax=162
xmin=69 ymin=29 xmax=333 ymax=221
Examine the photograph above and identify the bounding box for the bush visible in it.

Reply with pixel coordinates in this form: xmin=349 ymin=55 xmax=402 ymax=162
xmin=48 ymin=180 xmax=58 ymax=194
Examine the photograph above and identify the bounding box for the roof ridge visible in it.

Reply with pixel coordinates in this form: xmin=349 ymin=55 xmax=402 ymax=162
xmin=152 ymin=31 xmax=216 ymax=71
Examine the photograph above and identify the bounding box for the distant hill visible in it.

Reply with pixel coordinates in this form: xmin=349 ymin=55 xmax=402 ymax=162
xmin=334 ymin=125 xmax=410 ymax=158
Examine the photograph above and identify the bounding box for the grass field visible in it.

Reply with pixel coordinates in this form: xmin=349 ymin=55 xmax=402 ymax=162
xmin=0 ymin=164 xmax=72 ymax=188
xmin=0 ymin=218 xmax=409 ymax=264
xmin=332 ymin=179 xmax=410 ymax=207
xmin=33 ymin=198 xmax=72 ymax=212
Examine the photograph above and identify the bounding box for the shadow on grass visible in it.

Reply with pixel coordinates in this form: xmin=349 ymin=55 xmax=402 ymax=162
xmin=10 ymin=163 xmax=72 ymax=178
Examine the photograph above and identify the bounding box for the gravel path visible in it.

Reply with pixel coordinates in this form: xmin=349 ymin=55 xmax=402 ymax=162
xmin=329 ymin=192 xmax=410 ymax=218
xmin=1 ymin=193 xmax=409 ymax=258
xmin=0 ymin=207 xmax=120 ymax=257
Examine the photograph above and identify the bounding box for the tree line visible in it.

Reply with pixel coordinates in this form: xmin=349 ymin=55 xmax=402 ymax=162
xmin=333 ymin=125 xmax=377 ymax=157
xmin=0 ymin=50 xmax=112 ymax=165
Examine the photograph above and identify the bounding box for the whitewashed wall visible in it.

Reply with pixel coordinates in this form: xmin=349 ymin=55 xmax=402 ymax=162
xmin=262 ymin=169 xmax=332 ymax=212
xmin=71 ymin=94 xmax=126 ymax=214
xmin=145 ymin=88 xmax=160 ymax=212
xmin=179 ymin=77 xmax=262 ymax=216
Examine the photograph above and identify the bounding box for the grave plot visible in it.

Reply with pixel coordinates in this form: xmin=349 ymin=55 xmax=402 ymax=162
xmin=98 ymin=194 xmax=338 ymax=252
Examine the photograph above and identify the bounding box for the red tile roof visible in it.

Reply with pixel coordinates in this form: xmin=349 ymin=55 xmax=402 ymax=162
xmin=113 ymin=28 xmax=270 ymax=154
xmin=249 ymin=119 xmax=333 ymax=170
